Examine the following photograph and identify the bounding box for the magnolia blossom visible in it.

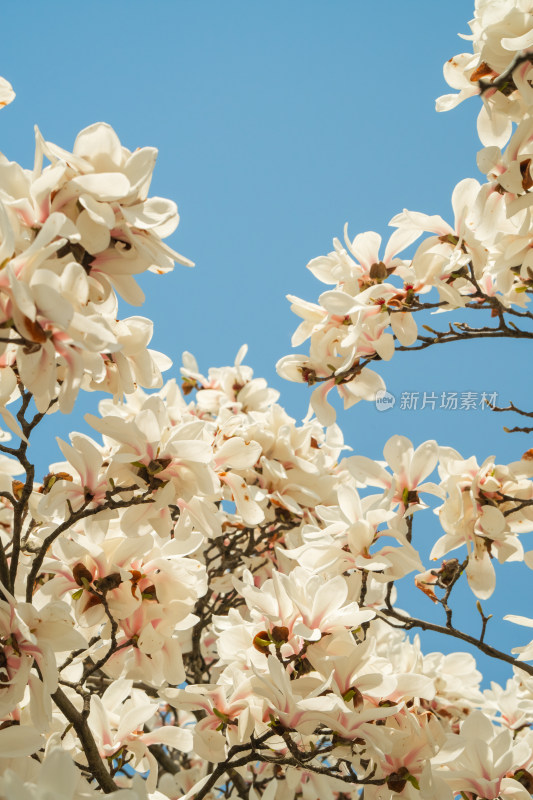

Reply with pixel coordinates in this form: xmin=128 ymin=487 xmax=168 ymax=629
xmin=0 ymin=745 xmax=145 ymax=800
xmin=0 ymin=589 xmax=85 ymax=727
xmin=432 ymin=449 xmax=533 ymax=598
xmin=436 ymin=0 xmax=533 ymax=145
xmin=433 ymin=711 xmax=533 ymax=799
xmin=88 ymin=680 xmax=192 ymax=793
xmin=1 ymin=3 xmax=533 ymax=795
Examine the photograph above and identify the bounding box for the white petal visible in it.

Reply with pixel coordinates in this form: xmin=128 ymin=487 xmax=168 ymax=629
xmin=477 ymin=105 xmax=512 ymax=148
xmin=70 ymin=172 xmax=131 ymax=202
xmin=384 ymin=435 xmax=412 ymax=476
xmin=502 ymin=30 xmax=533 ymax=50
xmin=0 ymin=77 xmax=15 ymax=108
xmin=74 ymin=122 xmax=123 ymax=169
xmin=0 ymin=725 xmax=43 ymax=756
xmin=466 ymin=549 xmax=495 ymax=599
xmin=309 ymin=381 xmax=337 ymax=427
xmin=504 ymin=614 xmax=533 ymax=628
xmin=390 ymin=311 xmax=417 ymax=346
xmin=143 ymin=725 xmax=192 ymax=752
xmin=479 ymin=505 xmax=506 ymax=537
xmin=373 ymin=332 xmax=394 ymax=361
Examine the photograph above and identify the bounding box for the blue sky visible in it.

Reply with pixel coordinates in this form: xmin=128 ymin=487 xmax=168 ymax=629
xmin=3 ymin=1 xmax=532 ymax=684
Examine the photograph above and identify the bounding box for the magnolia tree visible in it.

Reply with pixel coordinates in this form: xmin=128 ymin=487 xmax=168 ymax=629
xmin=2 ymin=3 xmax=533 ymax=800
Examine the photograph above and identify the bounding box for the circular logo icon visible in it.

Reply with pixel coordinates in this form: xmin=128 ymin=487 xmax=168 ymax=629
xmin=375 ymin=389 xmax=396 ymax=411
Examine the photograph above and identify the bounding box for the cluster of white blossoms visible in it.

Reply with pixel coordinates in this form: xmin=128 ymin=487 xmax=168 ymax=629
xmin=276 ymin=0 xmax=533 ymax=428
xmin=2 ymin=1 xmax=533 ymax=798
xmin=0 ymin=100 xmax=192 ymax=430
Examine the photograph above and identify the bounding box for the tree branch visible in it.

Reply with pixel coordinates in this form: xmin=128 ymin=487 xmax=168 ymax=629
xmin=52 ymin=687 xmax=118 ymax=793
xmin=378 ymin=606 xmax=533 ymax=676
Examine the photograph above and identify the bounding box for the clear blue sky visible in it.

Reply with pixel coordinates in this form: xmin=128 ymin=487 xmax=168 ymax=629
xmin=3 ymin=1 xmax=532 ymax=684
